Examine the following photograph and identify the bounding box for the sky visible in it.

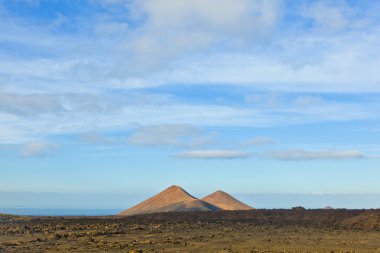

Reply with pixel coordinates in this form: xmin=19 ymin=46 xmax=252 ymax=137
xmin=1 ymin=0 xmax=380 ymax=210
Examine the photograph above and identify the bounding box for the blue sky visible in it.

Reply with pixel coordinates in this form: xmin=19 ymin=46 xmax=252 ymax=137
xmin=1 ymin=0 xmax=380 ymax=209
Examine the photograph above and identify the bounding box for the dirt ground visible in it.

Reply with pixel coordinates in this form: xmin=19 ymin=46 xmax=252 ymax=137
xmin=1 ymin=209 xmax=380 ymax=253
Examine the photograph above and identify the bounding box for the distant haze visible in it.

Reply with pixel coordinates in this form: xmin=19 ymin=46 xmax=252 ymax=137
xmin=0 ymin=192 xmax=379 ymax=211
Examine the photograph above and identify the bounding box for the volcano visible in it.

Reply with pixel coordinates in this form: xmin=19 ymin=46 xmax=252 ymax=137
xmin=118 ymin=185 xmax=253 ymax=216
xmin=118 ymin=185 xmax=220 ymax=216
xmin=202 ymin=190 xmax=254 ymax=211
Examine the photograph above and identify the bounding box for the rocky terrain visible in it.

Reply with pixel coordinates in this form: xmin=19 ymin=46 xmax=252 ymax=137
xmin=1 ymin=209 xmax=380 ymax=252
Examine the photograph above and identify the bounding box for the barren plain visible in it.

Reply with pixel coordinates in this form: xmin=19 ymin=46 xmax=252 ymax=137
xmin=1 ymin=209 xmax=380 ymax=253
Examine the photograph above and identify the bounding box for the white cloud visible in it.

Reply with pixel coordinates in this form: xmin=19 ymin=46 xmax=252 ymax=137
xmin=128 ymin=124 xmax=207 ymax=147
xmin=0 ymin=124 xmax=34 ymax=144
xmin=0 ymin=93 xmax=63 ymax=116
xmin=177 ymin=148 xmax=371 ymax=160
xmin=111 ymin=0 xmax=281 ymax=76
xmin=90 ymin=0 xmax=127 ymax=6
xmin=140 ymin=0 xmax=279 ymax=33
xmin=79 ymin=132 xmax=115 ymax=145
xmin=0 ymin=91 xmax=173 ymax=117
xmin=244 ymin=93 xmax=282 ymax=108
xmin=0 ymin=90 xmax=379 ymax=145
xmin=94 ymin=21 xmax=129 ymax=35
xmin=159 ymin=39 xmax=380 ymax=92
xmin=1 ymin=0 xmax=380 ymax=93
xmin=293 ymin=95 xmax=324 ymax=107
xmin=177 ymin=149 xmax=253 ymax=159
xmin=6 ymin=0 xmax=40 ymax=5
xmin=267 ymin=149 xmax=366 ymax=161
xmin=301 ymin=0 xmax=351 ymax=32
xmin=242 ymin=136 xmax=275 ymax=146
xmin=0 ymin=1 xmax=380 ymax=147
xmin=21 ymin=141 xmax=59 ymax=157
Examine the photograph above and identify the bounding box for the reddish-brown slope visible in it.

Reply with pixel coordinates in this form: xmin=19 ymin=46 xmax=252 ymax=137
xmin=118 ymin=185 xmax=220 ymax=216
xmin=202 ymin=190 xmax=254 ymax=211
xmin=154 ymin=199 xmax=221 ymax=213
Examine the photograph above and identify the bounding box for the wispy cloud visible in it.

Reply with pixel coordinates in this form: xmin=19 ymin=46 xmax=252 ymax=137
xmin=293 ymin=95 xmax=324 ymax=107
xmin=368 ymin=155 xmax=380 ymax=159
xmin=114 ymin=0 xmax=280 ymax=75
xmin=267 ymin=149 xmax=366 ymax=161
xmin=244 ymin=93 xmax=282 ymax=108
xmin=242 ymin=136 xmax=275 ymax=146
xmin=20 ymin=141 xmax=59 ymax=157
xmin=177 ymin=149 xmax=254 ymax=159
xmin=176 ymin=148 xmax=372 ymax=161
xmin=301 ymin=0 xmax=352 ymax=32
xmin=1 ymin=89 xmax=379 ymax=146
xmin=2 ymin=0 xmax=379 ymax=93
xmin=0 ymin=0 xmax=379 ymax=159
xmin=127 ymin=124 xmax=212 ymax=148
xmin=0 ymin=93 xmax=63 ymax=116
xmin=79 ymin=132 xmax=116 ymax=145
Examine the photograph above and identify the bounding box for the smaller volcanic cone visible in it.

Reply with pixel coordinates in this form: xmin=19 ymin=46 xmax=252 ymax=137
xmin=202 ymin=190 xmax=254 ymax=210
